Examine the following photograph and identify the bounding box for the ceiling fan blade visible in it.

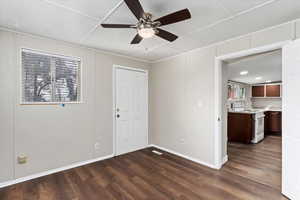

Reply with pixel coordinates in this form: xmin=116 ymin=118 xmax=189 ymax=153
xmin=124 ymin=0 xmax=145 ymax=20
xmin=101 ymin=24 xmax=135 ymax=28
xmin=131 ymin=34 xmax=143 ymax=44
xmin=156 ymin=28 xmax=178 ymax=42
xmin=154 ymin=9 xmax=191 ymax=26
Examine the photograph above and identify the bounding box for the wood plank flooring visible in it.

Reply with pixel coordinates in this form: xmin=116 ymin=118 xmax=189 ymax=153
xmin=226 ymin=136 xmax=282 ymax=191
xmin=0 ymin=136 xmax=287 ymax=200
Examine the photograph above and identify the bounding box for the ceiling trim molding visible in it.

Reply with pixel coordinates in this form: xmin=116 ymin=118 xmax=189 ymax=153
xmin=215 ymin=0 xmax=234 ymax=16
xmin=195 ymin=0 xmax=278 ymax=33
xmin=41 ymin=0 xmax=126 ymax=44
xmin=2 ymin=18 xmax=295 ymax=65
xmin=150 ymin=43 xmax=218 ymax=64
xmin=147 ymin=0 xmax=279 ymax=56
xmin=151 ymin=19 xmax=297 ymax=64
xmin=80 ymin=0 xmax=125 ymax=43
xmin=0 ymin=26 xmax=151 ymax=64
xmin=1 ymin=18 xmax=298 ymax=64
xmin=42 ymin=0 xmax=100 ymax=21
xmin=92 ymin=48 xmax=150 ymax=63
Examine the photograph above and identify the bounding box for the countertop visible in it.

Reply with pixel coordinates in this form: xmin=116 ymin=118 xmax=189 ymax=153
xmin=229 ymin=107 xmax=282 ymax=114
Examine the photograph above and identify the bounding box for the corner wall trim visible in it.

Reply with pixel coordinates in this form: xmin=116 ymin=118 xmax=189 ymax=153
xmin=0 ymin=154 xmax=114 ymax=189
xmin=222 ymin=155 xmax=228 ymax=165
xmin=149 ymin=144 xmax=219 ymax=169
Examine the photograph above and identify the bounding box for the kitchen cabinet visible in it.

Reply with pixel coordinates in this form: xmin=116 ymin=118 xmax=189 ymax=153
xmin=266 ymin=84 xmax=281 ymax=97
xmin=264 ymin=111 xmax=282 ymax=136
xmin=252 ymin=83 xmax=281 ymax=98
xmin=228 ymin=113 xmax=253 ymax=143
xmin=252 ymin=85 xmax=265 ymax=97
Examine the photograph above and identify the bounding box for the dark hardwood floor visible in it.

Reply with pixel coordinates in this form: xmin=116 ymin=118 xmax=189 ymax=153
xmin=226 ymin=136 xmax=282 ymax=191
xmin=0 ymin=136 xmax=286 ymax=200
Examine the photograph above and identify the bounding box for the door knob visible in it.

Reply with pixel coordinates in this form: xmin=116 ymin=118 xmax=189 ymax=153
xmin=116 ymin=114 xmax=120 ymax=118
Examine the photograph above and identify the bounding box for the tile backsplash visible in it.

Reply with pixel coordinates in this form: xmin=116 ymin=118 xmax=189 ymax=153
xmin=252 ymin=98 xmax=282 ymax=108
xmin=227 ymin=81 xmax=282 ymax=111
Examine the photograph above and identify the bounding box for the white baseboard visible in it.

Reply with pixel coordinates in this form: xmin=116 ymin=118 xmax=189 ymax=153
xmin=149 ymin=144 xmax=218 ymax=169
xmin=0 ymin=148 xmax=226 ymax=188
xmin=222 ymin=155 xmax=228 ymax=165
xmin=0 ymin=154 xmax=114 ymax=189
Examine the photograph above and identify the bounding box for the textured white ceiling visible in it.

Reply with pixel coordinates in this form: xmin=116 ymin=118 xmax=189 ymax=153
xmin=0 ymin=0 xmax=300 ymax=62
xmin=227 ymin=50 xmax=282 ymax=84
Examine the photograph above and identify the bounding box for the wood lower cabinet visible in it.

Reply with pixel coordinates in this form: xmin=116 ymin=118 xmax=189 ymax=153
xmin=264 ymin=111 xmax=282 ymax=136
xmin=228 ymin=113 xmax=253 ymax=144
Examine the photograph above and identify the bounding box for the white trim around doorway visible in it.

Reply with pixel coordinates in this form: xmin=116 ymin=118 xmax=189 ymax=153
xmin=112 ymin=65 xmax=149 ymax=157
xmin=214 ymin=40 xmax=292 ymax=169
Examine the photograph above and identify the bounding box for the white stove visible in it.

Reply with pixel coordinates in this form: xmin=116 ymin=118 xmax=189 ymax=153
xmin=251 ymin=111 xmax=265 ymax=143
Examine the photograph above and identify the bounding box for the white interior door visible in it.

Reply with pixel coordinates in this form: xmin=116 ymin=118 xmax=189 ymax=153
xmin=115 ymin=67 xmax=148 ymax=156
xmin=282 ymin=40 xmax=300 ymax=199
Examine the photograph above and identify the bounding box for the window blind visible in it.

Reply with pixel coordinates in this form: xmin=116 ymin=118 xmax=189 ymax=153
xmin=22 ymin=49 xmax=81 ymax=103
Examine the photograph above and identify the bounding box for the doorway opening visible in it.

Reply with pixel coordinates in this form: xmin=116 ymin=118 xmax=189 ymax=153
xmin=225 ymin=49 xmax=282 ymax=190
xmin=214 ymin=41 xmax=289 ymax=196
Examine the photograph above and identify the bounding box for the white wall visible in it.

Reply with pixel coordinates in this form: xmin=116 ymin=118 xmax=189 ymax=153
xmin=0 ymin=31 xmax=15 ymax=182
xmin=0 ymin=29 xmax=150 ymax=183
xmin=150 ymin=19 xmax=300 ymax=167
xmin=150 ymin=46 xmax=217 ymax=166
xmin=2 ymin=16 xmax=300 ymax=184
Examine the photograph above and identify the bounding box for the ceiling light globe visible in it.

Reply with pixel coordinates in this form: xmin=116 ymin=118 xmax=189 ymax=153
xmin=240 ymin=71 xmax=248 ymax=75
xmin=138 ymin=28 xmax=155 ymax=39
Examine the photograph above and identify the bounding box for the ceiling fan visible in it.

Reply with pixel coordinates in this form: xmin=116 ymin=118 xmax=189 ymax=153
xmin=101 ymin=0 xmax=191 ymax=44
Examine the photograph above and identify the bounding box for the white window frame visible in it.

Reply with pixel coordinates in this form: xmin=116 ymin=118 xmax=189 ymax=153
xmin=20 ymin=48 xmax=83 ymax=105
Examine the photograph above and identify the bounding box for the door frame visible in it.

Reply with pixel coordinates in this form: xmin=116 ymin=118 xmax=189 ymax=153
xmin=112 ymin=65 xmax=149 ymax=156
xmin=214 ymin=40 xmax=291 ymax=169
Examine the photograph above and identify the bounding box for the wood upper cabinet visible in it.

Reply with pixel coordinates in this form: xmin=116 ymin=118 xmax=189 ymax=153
xmin=252 ymin=85 xmax=265 ymax=97
xmin=266 ymin=84 xmax=281 ymax=97
xmin=252 ymin=84 xmax=281 ymax=98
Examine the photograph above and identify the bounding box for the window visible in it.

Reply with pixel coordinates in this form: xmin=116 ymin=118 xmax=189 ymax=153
xmin=22 ymin=49 xmax=81 ymax=104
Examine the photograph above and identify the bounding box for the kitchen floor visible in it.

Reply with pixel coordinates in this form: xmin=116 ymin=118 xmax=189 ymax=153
xmin=226 ymin=136 xmax=282 ymax=191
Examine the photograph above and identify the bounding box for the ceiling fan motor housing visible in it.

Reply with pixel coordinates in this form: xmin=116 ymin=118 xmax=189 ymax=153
xmin=137 ymin=13 xmax=161 ymax=32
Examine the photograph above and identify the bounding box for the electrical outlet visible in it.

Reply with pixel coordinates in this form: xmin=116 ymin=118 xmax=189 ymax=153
xmin=94 ymin=142 xmax=100 ymax=150
xmin=18 ymin=156 xmax=27 ymax=164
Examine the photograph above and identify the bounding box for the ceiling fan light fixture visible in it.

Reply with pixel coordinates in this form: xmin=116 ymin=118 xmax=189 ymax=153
xmin=102 ymin=0 xmax=191 ymax=44
xmin=138 ymin=27 xmax=155 ymax=38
